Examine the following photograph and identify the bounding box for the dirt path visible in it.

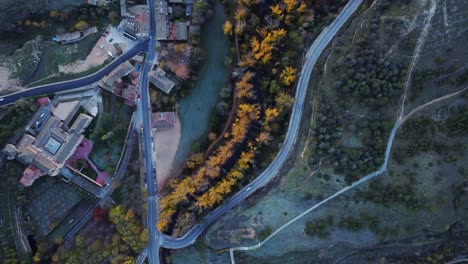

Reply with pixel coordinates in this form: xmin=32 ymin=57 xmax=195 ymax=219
xmin=399 ymin=0 xmax=437 ymax=120
xmin=204 ymin=92 xmax=238 ymax=159
xmin=227 ymin=86 xmax=468 ymax=263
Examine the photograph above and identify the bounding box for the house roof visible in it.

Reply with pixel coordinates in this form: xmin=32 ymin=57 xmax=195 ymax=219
xmin=32 ymin=152 xmax=60 ymax=176
xmin=20 ymin=167 xmax=44 ymax=187
xmin=148 ymin=68 xmax=175 ymax=94
xmin=53 ymin=100 xmax=80 ymax=123
xmin=17 ymin=134 xmax=36 ymax=151
xmin=56 ymin=134 xmax=83 ymax=164
xmin=168 ymin=22 xmax=188 ymax=40
xmin=69 ymin=113 xmax=93 ymax=134
xmin=3 ymin=144 xmax=17 ymax=159
xmin=100 ymin=61 xmax=134 ymax=88
xmin=151 ymin=112 xmax=176 ymax=131
xmin=36 ymin=97 xmax=50 ymax=106
xmin=35 ymin=116 xmax=61 ymax=148
xmin=50 ymin=127 xmax=70 ymax=143
xmin=155 ymin=0 xmax=169 ymax=40
xmin=17 ymin=146 xmax=38 ymax=164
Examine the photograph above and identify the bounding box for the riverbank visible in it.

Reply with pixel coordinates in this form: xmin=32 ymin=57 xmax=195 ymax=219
xmin=173 ymin=2 xmax=230 ymax=167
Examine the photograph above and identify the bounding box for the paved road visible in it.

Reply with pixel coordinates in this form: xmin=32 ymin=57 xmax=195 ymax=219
xmin=159 ymin=0 xmax=364 ymax=249
xmin=137 ymin=0 xmax=160 ymax=263
xmin=0 ymin=41 xmax=148 ymax=107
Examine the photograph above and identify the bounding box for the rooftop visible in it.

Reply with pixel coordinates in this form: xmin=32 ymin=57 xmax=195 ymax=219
xmin=168 ymin=22 xmax=188 ymax=40
xmin=148 ymin=68 xmax=176 ymax=94
xmin=55 ymin=27 xmax=97 ymax=44
xmin=3 ymin=102 xmax=94 ymax=187
xmin=151 ymin=112 xmax=176 ymax=131
xmin=53 ymin=100 xmax=80 ymax=123
xmin=99 ymin=61 xmax=134 ymax=89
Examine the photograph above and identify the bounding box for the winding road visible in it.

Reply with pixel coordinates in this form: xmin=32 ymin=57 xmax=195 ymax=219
xmin=158 ymin=0 xmax=365 ymax=250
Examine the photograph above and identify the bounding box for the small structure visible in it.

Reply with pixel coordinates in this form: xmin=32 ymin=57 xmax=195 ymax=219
xmin=122 ymin=85 xmax=138 ymax=106
xmin=168 ymin=22 xmax=188 ymax=41
xmin=148 ymin=68 xmax=176 ymax=94
xmin=52 ymin=100 xmax=80 ymax=124
xmin=151 ymin=112 xmax=176 ymax=131
xmin=131 ymin=54 xmax=145 ymax=64
xmin=124 ymin=5 xmax=150 ymax=40
xmin=155 ymin=0 xmax=169 ymax=40
xmin=20 ymin=166 xmax=45 ymax=187
xmin=36 ymin=97 xmax=50 ymax=106
xmin=99 ymin=61 xmax=134 ymax=89
xmin=55 ymin=27 xmax=98 ymax=44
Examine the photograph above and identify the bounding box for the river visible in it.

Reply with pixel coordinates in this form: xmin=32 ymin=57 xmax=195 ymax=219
xmin=174 ymin=2 xmax=230 ymax=165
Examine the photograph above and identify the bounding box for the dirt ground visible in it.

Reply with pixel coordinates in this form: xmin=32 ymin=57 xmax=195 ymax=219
xmin=58 ymin=26 xmax=131 ymax=74
xmin=0 ymin=63 xmax=21 ymax=95
xmin=153 ymin=114 xmax=181 ymax=190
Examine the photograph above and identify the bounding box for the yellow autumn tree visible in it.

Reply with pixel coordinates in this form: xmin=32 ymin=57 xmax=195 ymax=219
xmin=234 ymin=6 xmax=248 ymax=21
xmin=74 ymin=20 xmax=89 ymax=31
xmin=223 ymin=20 xmax=233 ymax=36
xmin=270 ymin=4 xmax=283 ymax=19
xmin=283 ymin=0 xmax=297 ymax=13
xmin=297 ymin=2 xmax=307 ymax=14
xmin=251 ymin=28 xmax=287 ymax=64
xmin=280 ymin=66 xmax=297 ymax=86
xmin=236 ymin=71 xmax=255 ymax=100
xmin=265 ymin=108 xmax=279 ymax=122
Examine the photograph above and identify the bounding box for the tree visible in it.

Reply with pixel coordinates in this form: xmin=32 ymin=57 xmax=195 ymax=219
xmin=283 ymin=0 xmax=298 ymax=13
xmin=194 ymin=0 xmax=208 ymax=12
xmin=256 ymin=132 xmax=272 ymax=145
xmin=236 ymin=71 xmax=255 ymax=100
xmin=270 ymin=4 xmax=283 ymax=19
xmin=175 ymin=64 xmax=190 ymax=80
xmin=265 ymin=108 xmax=279 ymax=123
xmin=186 ymin=153 xmax=204 ymax=169
xmin=275 ymin=92 xmax=294 ymax=111
xmin=74 ymin=20 xmax=89 ymax=31
xmin=280 ymin=66 xmax=297 ymax=86
xmin=49 ymin=10 xmax=60 ymax=19
xmin=223 ymin=21 xmax=233 ymax=36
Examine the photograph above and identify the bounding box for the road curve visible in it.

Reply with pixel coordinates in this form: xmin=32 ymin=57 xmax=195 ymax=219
xmin=0 ymin=41 xmax=148 ymax=107
xmin=159 ymin=0 xmax=364 ymax=249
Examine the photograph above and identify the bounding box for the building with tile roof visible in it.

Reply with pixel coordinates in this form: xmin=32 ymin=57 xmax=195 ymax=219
xmin=151 ymin=112 xmax=176 ymax=131
xmin=99 ymin=61 xmax=134 ymax=91
xmin=2 ymin=101 xmax=94 ymax=187
xmin=148 ymin=68 xmax=176 ymax=94
xmin=55 ymin=27 xmax=98 ymax=44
